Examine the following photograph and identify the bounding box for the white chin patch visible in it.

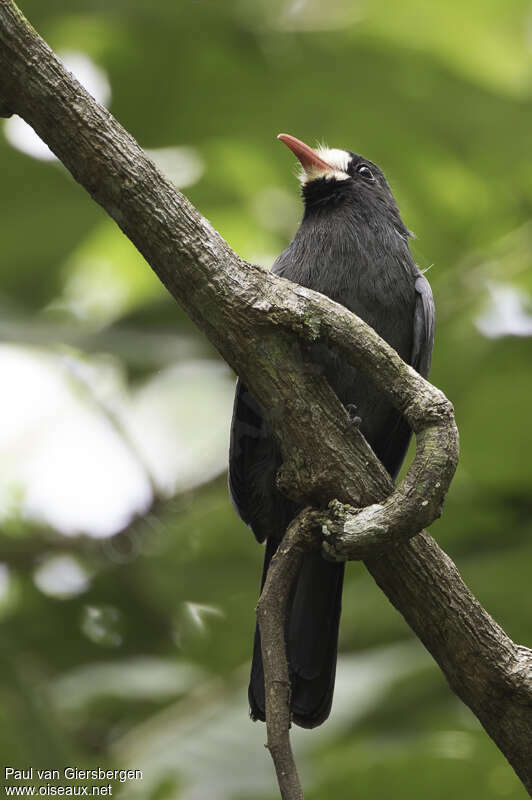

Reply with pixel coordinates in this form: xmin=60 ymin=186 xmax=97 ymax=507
xmin=300 ymin=147 xmax=351 ymax=184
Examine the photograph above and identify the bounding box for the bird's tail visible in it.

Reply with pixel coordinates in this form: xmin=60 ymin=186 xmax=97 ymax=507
xmin=249 ymin=538 xmax=344 ymax=728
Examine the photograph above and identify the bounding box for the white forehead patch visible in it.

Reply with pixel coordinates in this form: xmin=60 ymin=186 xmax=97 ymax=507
xmin=316 ymin=147 xmax=351 ymax=172
xmin=299 ymin=146 xmax=351 ymax=184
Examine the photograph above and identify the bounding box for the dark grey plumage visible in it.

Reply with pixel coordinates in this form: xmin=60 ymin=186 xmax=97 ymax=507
xmin=229 ymin=141 xmax=434 ymax=728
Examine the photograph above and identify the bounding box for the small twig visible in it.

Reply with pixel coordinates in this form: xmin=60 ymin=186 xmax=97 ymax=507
xmin=257 ymin=509 xmax=325 ymax=800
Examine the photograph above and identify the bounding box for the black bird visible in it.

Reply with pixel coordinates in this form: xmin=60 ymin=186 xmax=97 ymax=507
xmin=229 ymin=133 xmax=434 ymax=728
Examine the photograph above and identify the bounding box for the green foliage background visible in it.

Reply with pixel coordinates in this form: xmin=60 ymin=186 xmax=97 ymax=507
xmin=0 ymin=0 xmax=531 ymax=798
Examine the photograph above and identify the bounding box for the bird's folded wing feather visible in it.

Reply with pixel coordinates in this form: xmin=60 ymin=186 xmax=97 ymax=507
xmin=412 ymin=274 xmax=435 ymax=378
xmin=229 ymin=379 xmax=282 ymax=543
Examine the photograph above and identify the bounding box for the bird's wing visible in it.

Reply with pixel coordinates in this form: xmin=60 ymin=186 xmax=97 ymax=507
xmin=376 ymin=273 xmax=435 ymax=478
xmin=411 ymin=274 xmax=435 ymax=378
xmin=229 ymin=379 xmax=279 ymax=542
xmin=229 ymin=379 xmax=262 ymax=530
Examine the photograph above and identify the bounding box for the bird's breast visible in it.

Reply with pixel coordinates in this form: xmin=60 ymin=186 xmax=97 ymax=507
xmin=273 ymin=219 xmax=417 ymax=361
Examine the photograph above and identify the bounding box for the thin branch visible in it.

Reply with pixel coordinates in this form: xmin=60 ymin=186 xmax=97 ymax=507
xmin=257 ymin=509 xmax=324 ymax=800
xmin=1 ymin=1 xmax=531 ymax=795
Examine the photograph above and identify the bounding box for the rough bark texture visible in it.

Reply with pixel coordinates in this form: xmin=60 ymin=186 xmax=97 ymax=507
xmin=1 ymin=1 xmax=531 ymax=795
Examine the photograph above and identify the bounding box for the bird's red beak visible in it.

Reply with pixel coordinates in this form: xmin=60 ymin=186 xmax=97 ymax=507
xmin=277 ymin=133 xmax=333 ymax=173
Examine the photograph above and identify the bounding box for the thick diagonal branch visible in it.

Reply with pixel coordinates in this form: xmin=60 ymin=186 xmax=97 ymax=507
xmin=0 ymin=1 xmax=531 ymax=794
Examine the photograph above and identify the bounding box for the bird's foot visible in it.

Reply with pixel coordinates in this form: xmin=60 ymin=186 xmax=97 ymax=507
xmin=346 ymin=403 xmax=361 ymax=427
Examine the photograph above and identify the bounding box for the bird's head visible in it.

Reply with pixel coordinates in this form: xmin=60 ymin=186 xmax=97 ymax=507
xmin=277 ymin=133 xmax=410 ymax=239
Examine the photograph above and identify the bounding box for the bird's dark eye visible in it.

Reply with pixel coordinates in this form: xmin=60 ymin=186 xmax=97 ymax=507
xmin=356 ymin=164 xmax=375 ymax=182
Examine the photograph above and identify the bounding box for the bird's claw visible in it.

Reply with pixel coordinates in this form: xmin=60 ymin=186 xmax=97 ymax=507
xmin=346 ymin=403 xmax=361 ymax=427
